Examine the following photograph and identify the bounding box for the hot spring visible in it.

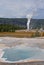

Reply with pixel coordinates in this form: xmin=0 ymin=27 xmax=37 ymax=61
xmin=2 ymin=46 xmax=44 ymax=62
xmin=0 ymin=37 xmax=44 ymax=62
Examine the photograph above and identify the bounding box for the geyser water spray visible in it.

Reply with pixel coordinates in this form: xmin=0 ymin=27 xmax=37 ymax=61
xmin=27 ymin=8 xmax=38 ymax=30
xmin=27 ymin=13 xmax=33 ymax=30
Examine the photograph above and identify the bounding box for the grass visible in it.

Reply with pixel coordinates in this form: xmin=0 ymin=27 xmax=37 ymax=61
xmin=0 ymin=30 xmax=44 ymax=38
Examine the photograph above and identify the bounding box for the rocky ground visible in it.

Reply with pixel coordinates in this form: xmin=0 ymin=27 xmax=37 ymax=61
xmin=0 ymin=37 xmax=44 ymax=48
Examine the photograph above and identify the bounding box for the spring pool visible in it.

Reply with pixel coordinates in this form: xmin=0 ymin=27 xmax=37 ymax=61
xmin=2 ymin=46 xmax=44 ymax=62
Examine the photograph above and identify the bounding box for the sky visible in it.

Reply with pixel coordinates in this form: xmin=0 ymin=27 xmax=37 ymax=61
xmin=0 ymin=0 xmax=44 ymax=18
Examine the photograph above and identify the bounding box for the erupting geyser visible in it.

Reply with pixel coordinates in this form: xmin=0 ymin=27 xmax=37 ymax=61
xmin=27 ymin=8 xmax=37 ymax=30
xmin=27 ymin=14 xmax=33 ymax=30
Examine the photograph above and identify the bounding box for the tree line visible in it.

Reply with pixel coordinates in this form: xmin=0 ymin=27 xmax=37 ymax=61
xmin=0 ymin=24 xmax=26 ymax=32
xmin=0 ymin=18 xmax=27 ymax=32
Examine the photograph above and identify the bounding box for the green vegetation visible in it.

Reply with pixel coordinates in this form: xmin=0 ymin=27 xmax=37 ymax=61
xmin=30 ymin=19 xmax=44 ymax=29
xmin=0 ymin=18 xmax=27 ymax=32
xmin=0 ymin=18 xmax=44 ymax=33
xmin=0 ymin=24 xmax=26 ymax=32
